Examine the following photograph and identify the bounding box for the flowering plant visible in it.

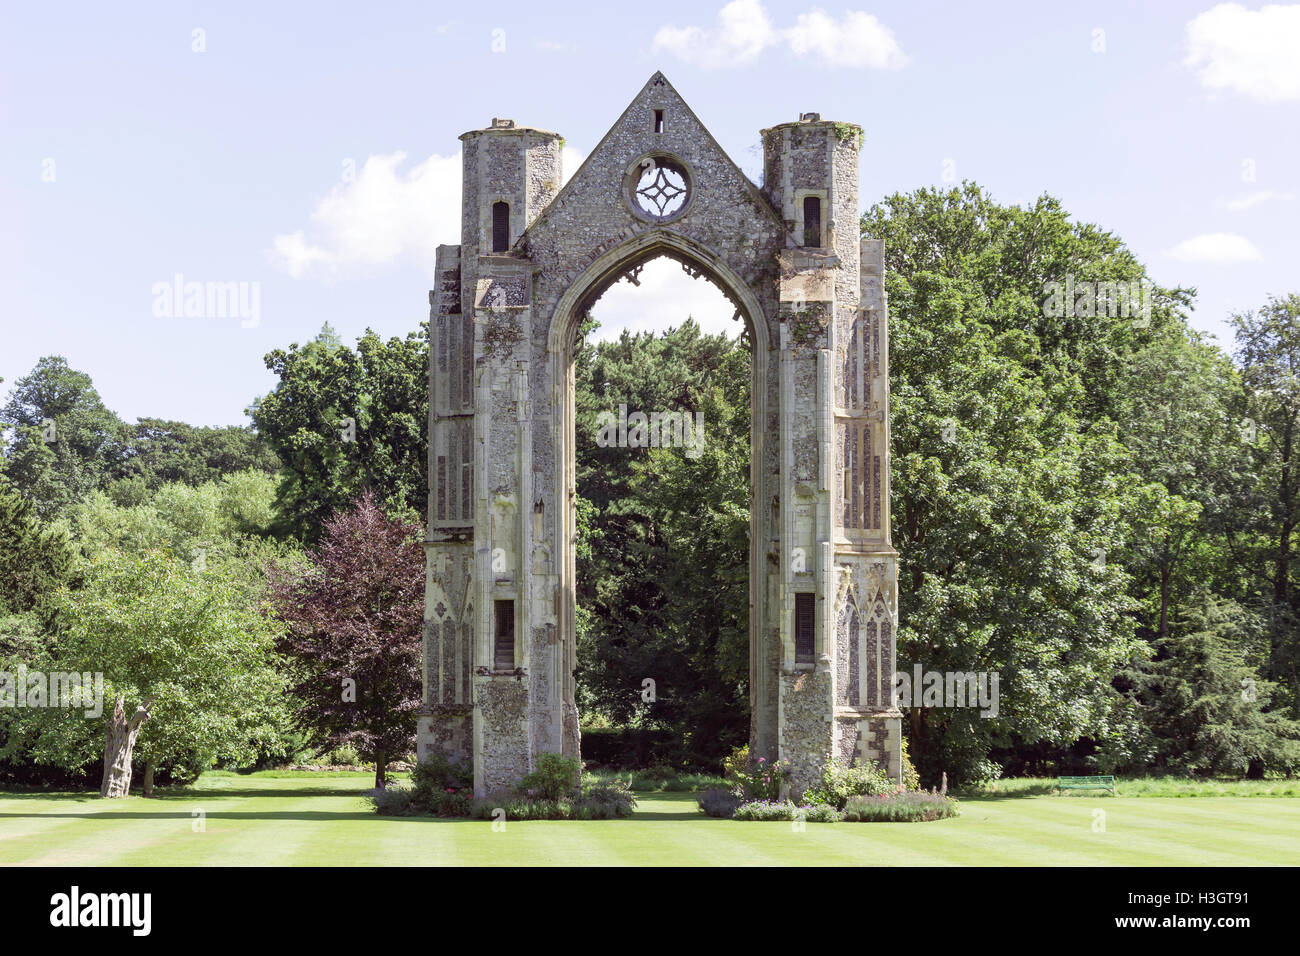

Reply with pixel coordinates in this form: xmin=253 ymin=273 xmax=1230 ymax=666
xmin=723 ymin=745 xmax=792 ymax=801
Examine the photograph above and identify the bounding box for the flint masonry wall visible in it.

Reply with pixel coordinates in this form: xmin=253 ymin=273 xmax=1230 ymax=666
xmin=419 ymin=74 xmax=901 ymax=799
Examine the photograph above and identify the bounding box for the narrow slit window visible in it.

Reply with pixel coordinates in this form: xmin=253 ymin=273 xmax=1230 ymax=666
xmin=491 ymin=201 xmax=510 ymax=253
xmin=795 ymin=592 xmax=815 ymax=663
xmin=654 ymin=109 xmax=665 ymax=133
xmin=493 ymin=599 xmax=515 ymax=670
xmin=802 ymin=196 xmax=822 ymax=248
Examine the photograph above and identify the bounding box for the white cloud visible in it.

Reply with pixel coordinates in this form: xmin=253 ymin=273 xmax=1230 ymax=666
xmin=1219 ymin=189 xmax=1296 ymax=211
xmin=653 ymin=0 xmax=906 ymax=70
xmin=786 ymin=9 xmax=908 ymax=69
xmin=586 ymin=257 xmax=741 ymax=342
xmin=652 ymin=0 xmax=777 ymax=69
xmin=1184 ymin=3 xmax=1300 ymax=102
xmin=1165 ymin=232 xmax=1264 ymax=263
xmin=272 ymin=147 xmax=583 ymax=279
xmin=270 ymin=151 xmax=460 ymax=279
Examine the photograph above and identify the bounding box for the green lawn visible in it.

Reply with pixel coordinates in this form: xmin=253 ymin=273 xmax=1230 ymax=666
xmin=1 ymin=772 xmax=1296 ymax=866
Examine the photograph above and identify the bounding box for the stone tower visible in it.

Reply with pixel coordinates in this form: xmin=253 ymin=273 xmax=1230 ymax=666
xmin=419 ymin=74 xmax=901 ymax=797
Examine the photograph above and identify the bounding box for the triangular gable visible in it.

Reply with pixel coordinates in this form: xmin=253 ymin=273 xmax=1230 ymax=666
xmin=520 ymin=72 xmax=784 ymax=251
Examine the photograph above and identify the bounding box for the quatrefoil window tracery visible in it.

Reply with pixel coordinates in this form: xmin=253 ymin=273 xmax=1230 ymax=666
xmin=631 ymin=157 xmax=690 ymax=220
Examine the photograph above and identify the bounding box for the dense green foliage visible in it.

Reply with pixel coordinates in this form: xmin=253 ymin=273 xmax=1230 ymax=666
xmin=804 ymin=758 xmax=894 ymax=808
xmin=0 ymin=357 xmax=278 ymax=519
xmin=865 ymin=184 xmax=1299 ymax=783
xmin=1135 ymin=595 xmax=1300 ymax=775
xmin=248 ymin=323 xmax=427 ymax=541
xmin=105 ymin=418 xmax=279 ymax=505
xmin=519 ymin=753 xmax=582 ymax=800
xmin=574 ymin=319 xmax=751 ymax=766
xmin=0 ymin=466 xmax=303 ymax=787
xmin=3 ymin=549 xmax=287 ymax=785
xmin=1 ymin=357 xmax=130 ymax=518
xmin=0 ymin=480 xmax=74 ymax=617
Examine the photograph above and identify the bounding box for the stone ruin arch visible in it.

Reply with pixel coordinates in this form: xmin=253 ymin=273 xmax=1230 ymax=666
xmin=419 ymin=73 xmax=901 ymax=796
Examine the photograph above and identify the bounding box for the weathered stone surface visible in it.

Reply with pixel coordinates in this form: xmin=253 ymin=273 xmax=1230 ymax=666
xmin=474 ymin=677 xmax=530 ymax=795
xmin=420 ymin=73 xmax=901 ymax=796
xmin=779 ymin=670 xmax=833 ymax=796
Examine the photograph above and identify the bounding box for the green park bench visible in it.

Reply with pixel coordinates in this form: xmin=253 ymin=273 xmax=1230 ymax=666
xmin=1057 ymin=775 xmax=1116 ymax=794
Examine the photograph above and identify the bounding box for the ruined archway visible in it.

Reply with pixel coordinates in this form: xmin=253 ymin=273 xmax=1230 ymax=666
xmin=553 ymin=237 xmax=765 ymax=771
xmin=419 ymin=73 xmax=901 ymax=797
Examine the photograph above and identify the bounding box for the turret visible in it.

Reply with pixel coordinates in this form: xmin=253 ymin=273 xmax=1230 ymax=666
xmin=761 ymin=112 xmax=862 ymax=261
xmin=459 ymin=118 xmax=563 ymax=263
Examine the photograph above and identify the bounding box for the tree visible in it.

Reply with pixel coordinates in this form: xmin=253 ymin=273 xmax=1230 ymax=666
xmin=60 ymin=469 xmax=282 ymax=569
xmin=16 ymin=550 xmax=287 ymax=796
xmin=573 ymin=319 xmax=753 ymax=766
xmin=267 ymin=493 xmax=423 ymax=788
xmin=249 ymin=325 xmax=428 ymax=541
xmin=0 ymin=357 xmax=128 ymax=517
xmin=1231 ymin=293 xmax=1300 ymax=715
xmin=0 ymin=479 xmax=74 ymax=616
xmin=1137 ymin=594 xmax=1300 ymax=776
xmin=863 ymin=184 xmax=1190 ymax=783
xmin=107 ymin=418 xmax=280 ymax=496
xmin=1111 ymin=337 xmax=1249 ymax=643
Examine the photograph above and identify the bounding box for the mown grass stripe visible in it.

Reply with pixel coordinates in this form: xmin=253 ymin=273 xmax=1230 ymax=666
xmin=2 ymin=777 xmax=1297 ymax=866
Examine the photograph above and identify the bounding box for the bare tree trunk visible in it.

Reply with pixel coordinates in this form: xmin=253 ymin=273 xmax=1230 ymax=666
xmin=374 ymin=750 xmax=387 ymax=790
xmin=142 ymin=759 xmax=156 ymax=798
xmin=100 ymin=696 xmax=152 ymax=798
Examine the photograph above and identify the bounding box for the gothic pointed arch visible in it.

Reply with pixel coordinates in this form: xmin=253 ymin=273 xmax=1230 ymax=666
xmin=419 ymin=74 xmax=901 ymax=797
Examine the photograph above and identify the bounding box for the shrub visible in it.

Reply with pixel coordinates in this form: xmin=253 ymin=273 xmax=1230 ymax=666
xmin=468 ymin=782 xmax=636 ymax=822
xmin=426 ymin=789 xmax=474 ymax=818
xmin=697 ymin=788 xmax=743 ymax=818
xmin=323 ymin=745 xmax=362 ymax=767
xmin=520 ymin=753 xmax=581 ymax=800
xmin=722 ymin=744 xmax=749 ymax=781
xmin=734 ymin=799 xmax=799 ymax=821
xmin=471 ymin=796 xmax=566 ymax=820
xmin=734 ymin=800 xmax=844 ymax=822
xmin=804 ymin=758 xmax=893 ymax=808
xmin=723 ymin=744 xmax=792 ymax=801
xmin=576 ymin=780 xmax=637 ymax=818
xmin=802 ymin=803 xmax=844 ymax=823
xmin=604 ymin=767 xmax=727 ymax=792
xmin=841 ymin=790 xmax=960 ymax=823
xmin=385 ymin=753 xmax=633 ymax=820
xmin=411 ymin=753 xmax=473 ymax=792
xmin=408 ymin=753 xmax=473 ymax=815
xmin=368 ymin=785 xmax=414 ymax=815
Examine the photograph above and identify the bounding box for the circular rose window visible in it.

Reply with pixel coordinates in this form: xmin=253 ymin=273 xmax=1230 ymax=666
xmin=627 ymin=155 xmax=691 ymax=221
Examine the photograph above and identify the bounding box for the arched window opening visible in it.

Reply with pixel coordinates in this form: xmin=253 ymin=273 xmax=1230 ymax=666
xmin=802 ymin=196 xmax=822 ymax=248
xmin=795 ymin=592 xmax=816 ymax=664
xmin=492 ymin=201 xmax=510 ymax=253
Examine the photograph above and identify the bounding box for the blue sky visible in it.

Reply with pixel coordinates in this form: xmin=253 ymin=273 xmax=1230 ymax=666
xmin=3 ymin=0 xmax=1297 ymax=426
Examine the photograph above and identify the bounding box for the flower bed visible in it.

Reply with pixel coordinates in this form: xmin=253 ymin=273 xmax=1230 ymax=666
xmin=841 ymin=789 xmax=960 ymax=822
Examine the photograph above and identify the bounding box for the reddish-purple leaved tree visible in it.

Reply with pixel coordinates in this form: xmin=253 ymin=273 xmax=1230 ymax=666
xmin=268 ymin=492 xmax=423 ymax=788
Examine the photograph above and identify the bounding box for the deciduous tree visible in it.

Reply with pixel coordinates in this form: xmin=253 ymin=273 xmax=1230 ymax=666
xmin=267 ymin=493 xmax=423 ymax=788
